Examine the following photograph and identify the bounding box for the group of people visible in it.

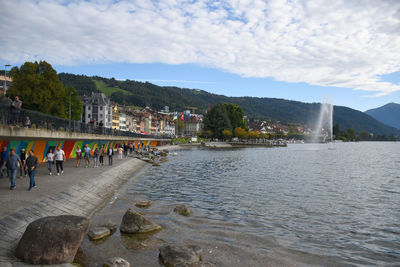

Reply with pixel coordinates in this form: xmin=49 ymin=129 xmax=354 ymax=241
xmin=0 ymin=147 xmax=38 ymax=190
xmin=0 ymin=142 xmax=147 ymax=190
xmin=75 ymin=144 xmax=116 ymax=168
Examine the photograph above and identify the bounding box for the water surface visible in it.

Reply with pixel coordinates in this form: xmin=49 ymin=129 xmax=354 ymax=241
xmin=80 ymin=142 xmax=400 ymax=266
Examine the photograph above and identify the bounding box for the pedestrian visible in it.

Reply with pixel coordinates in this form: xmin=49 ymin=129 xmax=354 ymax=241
xmin=99 ymin=145 xmax=105 ymax=166
xmin=19 ymin=148 xmax=27 ymax=177
xmin=129 ymin=143 xmax=133 ymax=154
xmin=26 ymin=150 xmax=38 ymax=190
xmin=76 ymin=145 xmax=82 ymax=167
xmin=93 ymin=147 xmax=99 ymax=167
xmin=11 ymin=96 xmax=22 ymax=125
xmin=83 ymin=144 xmax=91 ymax=168
xmin=108 ymin=146 xmax=114 ymax=166
xmin=124 ymin=143 xmax=128 ymax=157
xmin=24 ymin=116 xmax=31 ymax=128
xmin=0 ymin=147 xmax=8 ymax=178
xmin=46 ymin=148 xmax=54 ymax=175
xmin=55 ymin=146 xmax=66 ymax=175
xmin=118 ymin=145 xmax=123 ymax=159
xmin=2 ymin=149 xmax=22 ymax=190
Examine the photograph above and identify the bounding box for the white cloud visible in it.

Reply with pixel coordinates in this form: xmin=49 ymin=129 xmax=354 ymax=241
xmin=1 ymin=0 xmax=400 ymax=96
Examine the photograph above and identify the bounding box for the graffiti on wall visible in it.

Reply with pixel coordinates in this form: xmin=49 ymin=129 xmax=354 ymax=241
xmin=0 ymin=139 xmax=164 ymax=163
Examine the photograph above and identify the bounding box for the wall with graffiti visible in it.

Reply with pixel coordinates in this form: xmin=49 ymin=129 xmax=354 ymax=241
xmin=0 ymin=139 xmax=165 ymax=163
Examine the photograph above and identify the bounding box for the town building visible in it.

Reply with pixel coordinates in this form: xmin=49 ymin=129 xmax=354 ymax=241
xmin=82 ymin=92 xmax=113 ymax=128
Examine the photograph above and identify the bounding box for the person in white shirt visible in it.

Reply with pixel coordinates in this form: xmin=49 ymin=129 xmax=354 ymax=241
xmin=108 ymin=146 xmax=114 ymax=166
xmin=55 ymin=147 xmax=66 ymax=175
xmin=46 ymin=148 xmax=54 ymax=175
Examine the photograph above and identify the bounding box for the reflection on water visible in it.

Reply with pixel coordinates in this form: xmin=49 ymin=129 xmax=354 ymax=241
xmin=80 ymin=142 xmax=400 ymax=266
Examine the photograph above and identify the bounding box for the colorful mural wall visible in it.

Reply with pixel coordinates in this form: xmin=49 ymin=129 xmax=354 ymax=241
xmin=0 ymin=139 xmax=166 ymax=163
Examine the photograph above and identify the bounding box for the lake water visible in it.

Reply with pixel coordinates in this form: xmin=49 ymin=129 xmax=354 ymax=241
xmin=79 ymin=142 xmax=400 ymax=266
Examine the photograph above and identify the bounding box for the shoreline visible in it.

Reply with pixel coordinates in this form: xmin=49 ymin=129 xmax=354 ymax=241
xmin=0 ymin=145 xmax=181 ymax=265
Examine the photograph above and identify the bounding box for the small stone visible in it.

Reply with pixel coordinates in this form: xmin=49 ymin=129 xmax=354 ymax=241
xmin=120 ymin=208 xmax=162 ymax=234
xmin=135 ymin=200 xmax=152 ymax=208
xmin=103 ymin=223 xmax=117 ymax=235
xmin=174 ymin=205 xmax=191 ymax=216
xmin=88 ymin=227 xmax=111 ymax=240
xmin=159 ymin=244 xmax=202 ymax=267
xmin=103 ymin=257 xmax=130 ymax=267
xmin=15 ymin=215 xmax=89 ymax=264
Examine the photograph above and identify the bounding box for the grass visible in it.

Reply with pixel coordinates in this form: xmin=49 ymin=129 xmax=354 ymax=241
xmin=93 ymin=80 xmax=131 ymax=97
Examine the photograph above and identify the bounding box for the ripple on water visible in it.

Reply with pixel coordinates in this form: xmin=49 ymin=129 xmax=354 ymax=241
xmin=80 ymin=143 xmax=400 ymax=266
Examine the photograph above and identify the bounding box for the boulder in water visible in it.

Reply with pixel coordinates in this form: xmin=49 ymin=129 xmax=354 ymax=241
xmin=120 ymin=208 xmax=161 ymax=234
xmin=103 ymin=257 xmax=130 ymax=267
xmin=135 ymin=200 xmax=152 ymax=208
xmin=15 ymin=215 xmax=89 ymax=264
xmin=174 ymin=205 xmax=191 ymax=216
xmin=159 ymin=244 xmax=202 ymax=267
xmin=88 ymin=226 xmax=111 ymax=240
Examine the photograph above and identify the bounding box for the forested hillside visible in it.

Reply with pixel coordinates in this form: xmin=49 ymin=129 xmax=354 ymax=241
xmin=58 ymin=73 xmax=400 ymax=135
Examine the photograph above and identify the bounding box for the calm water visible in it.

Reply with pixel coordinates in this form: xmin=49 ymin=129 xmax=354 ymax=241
xmin=81 ymin=142 xmax=400 ymax=266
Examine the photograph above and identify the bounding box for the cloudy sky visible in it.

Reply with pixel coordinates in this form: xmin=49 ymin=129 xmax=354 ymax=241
xmin=1 ymin=0 xmax=400 ymax=111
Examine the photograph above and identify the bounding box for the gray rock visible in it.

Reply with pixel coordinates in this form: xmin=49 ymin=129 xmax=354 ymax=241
xmin=135 ymin=200 xmax=152 ymax=208
xmin=120 ymin=208 xmax=161 ymax=234
xmin=174 ymin=205 xmax=191 ymax=216
xmin=102 ymin=222 xmax=117 ymax=235
xmin=15 ymin=215 xmax=89 ymax=265
xmin=88 ymin=226 xmax=111 ymax=240
xmin=103 ymin=257 xmax=130 ymax=267
xmin=159 ymin=244 xmax=202 ymax=267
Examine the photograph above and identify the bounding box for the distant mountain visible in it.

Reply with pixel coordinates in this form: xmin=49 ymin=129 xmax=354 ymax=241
xmin=365 ymin=103 xmax=400 ymax=130
xmin=59 ymin=73 xmax=400 ymax=136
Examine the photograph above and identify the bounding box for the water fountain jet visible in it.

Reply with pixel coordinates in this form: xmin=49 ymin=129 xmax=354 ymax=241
xmin=312 ymin=96 xmax=333 ymax=143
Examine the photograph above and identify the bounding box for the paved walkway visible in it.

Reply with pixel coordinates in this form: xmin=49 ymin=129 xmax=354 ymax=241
xmin=0 ymin=153 xmax=150 ymax=265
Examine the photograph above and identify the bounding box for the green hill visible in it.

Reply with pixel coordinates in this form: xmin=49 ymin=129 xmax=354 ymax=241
xmin=58 ymin=73 xmax=400 ymax=136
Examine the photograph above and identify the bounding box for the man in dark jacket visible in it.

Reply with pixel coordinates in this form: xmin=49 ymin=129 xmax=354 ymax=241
xmin=2 ymin=149 xmax=22 ymax=190
xmin=107 ymin=146 xmax=114 ymax=166
xmin=25 ymin=149 xmax=38 ymax=190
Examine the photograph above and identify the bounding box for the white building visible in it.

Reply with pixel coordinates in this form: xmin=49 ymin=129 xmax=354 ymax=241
xmin=82 ymin=92 xmax=113 ymax=128
xmin=119 ymin=113 xmax=127 ymax=131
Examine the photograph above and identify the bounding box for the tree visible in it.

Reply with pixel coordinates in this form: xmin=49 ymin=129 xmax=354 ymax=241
xmin=222 ymin=129 xmax=232 ymax=140
xmin=203 ymin=103 xmax=232 ymax=139
xmin=8 ymin=61 xmax=82 ymax=120
xmin=359 ymin=130 xmax=370 ymax=141
xmin=248 ymin=131 xmax=259 ymax=140
xmin=344 ymin=128 xmax=356 ymax=141
xmin=224 ymin=103 xmax=247 ymax=130
xmin=234 ymin=127 xmax=248 ymax=140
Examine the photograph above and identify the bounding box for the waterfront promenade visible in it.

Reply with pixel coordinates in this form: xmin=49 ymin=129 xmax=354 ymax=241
xmin=0 ymin=152 xmax=155 ymax=265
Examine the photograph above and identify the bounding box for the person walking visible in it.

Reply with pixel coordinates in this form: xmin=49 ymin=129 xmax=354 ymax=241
xmin=83 ymin=144 xmax=91 ymax=168
xmin=26 ymin=150 xmax=38 ymax=190
xmin=108 ymin=146 xmax=114 ymax=166
xmin=46 ymin=148 xmax=54 ymax=175
xmin=76 ymin=145 xmax=82 ymax=167
xmin=99 ymin=145 xmax=105 ymax=166
xmin=118 ymin=145 xmax=123 ymax=160
xmin=93 ymin=147 xmax=99 ymax=168
xmin=19 ymin=148 xmax=27 ymax=177
xmin=2 ymin=149 xmax=22 ymax=190
xmin=55 ymin=146 xmax=66 ymax=175
xmin=0 ymin=147 xmax=8 ymax=178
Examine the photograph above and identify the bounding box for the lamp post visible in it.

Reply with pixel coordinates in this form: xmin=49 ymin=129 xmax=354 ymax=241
xmin=4 ymin=64 xmax=11 ymax=98
xmin=68 ymin=92 xmax=72 ymax=129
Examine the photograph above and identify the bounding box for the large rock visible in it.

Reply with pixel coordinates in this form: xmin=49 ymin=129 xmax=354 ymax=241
xmin=159 ymin=244 xmax=202 ymax=267
xmin=88 ymin=226 xmax=111 ymax=240
xmin=174 ymin=205 xmax=191 ymax=216
xmin=103 ymin=257 xmax=130 ymax=267
xmin=135 ymin=200 xmax=152 ymax=208
xmin=120 ymin=208 xmax=161 ymax=234
xmin=15 ymin=215 xmax=89 ymax=264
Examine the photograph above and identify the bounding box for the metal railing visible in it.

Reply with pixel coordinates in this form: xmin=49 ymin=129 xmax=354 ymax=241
xmin=0 ymin=104 xmax=171 ymax=139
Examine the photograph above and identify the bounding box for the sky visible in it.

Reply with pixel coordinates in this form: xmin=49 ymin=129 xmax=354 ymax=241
xmin=1 ymin=0 xmax=400 ymax=112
